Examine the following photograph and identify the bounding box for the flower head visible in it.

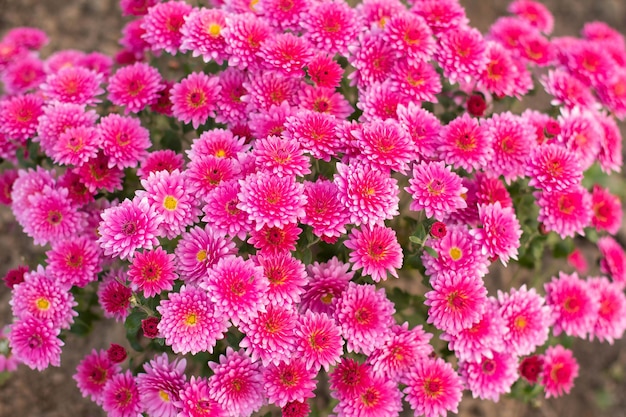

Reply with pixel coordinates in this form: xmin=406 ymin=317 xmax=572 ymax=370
xmin=175 ymin=376 xmax=227 ymax=417
xmin=263 ymin=358 xmax=317 ymax=407
xmin=438 ymin=113 xmax=492 ymax=173
xmin=459 ymin=351 xmax=519 ymax=402
xmin=542 ymin=345 xmax=579 ymax=398
xmin=180 ymin=8 xmax=229 ymax=63
xmin=294 ymin=310 xmax=343 ymax=372
xmin=8 ymin=317 xmax=63 ymax=371
xmin=74 ymin=349 xmax=121 ymax=405
xmin=136 ymin=353 xmax=187 ymax=417
xmin=128 ymin=247 xmax=177 ymax=298
xmin=170 ymin=72 xmax=221 ymax=129
xmin=344 ymin=225 xmax=403 ymax=282
xmin=403 ymin=357 xmax=463 ymax=417
xmin=545 ymin=272 xmax=599 ymax=338
xmin=535 ymin=186 xmax=592 ymax=239
xmin=102 ymin=370 xmax=144 ymax=417
xmin=107 ymin=62 xmax=163 ymax=113
xmin=142 ymin=1 xmax=193 ymax=54
xmin=473 ymin=202 xmax=523 ymax=265
xmin=46 ymin=236 xmax=101 ymax=288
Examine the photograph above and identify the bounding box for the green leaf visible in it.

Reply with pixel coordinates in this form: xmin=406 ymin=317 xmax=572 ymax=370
xmin=124 ymin=309 xmax=148 ymax=352
xmin=161 ymin=129 xmax=182 ymax=152
xmin=552 ymin=238 xmax=574 ymax=258
xmin=423 ymin=246 xmax=438 ymax=259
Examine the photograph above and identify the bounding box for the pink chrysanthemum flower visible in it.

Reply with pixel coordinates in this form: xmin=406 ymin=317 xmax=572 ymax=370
xmin=297 ymin=84 xmax=353 ymax=120
xmin=253 ymin=252 xmax=307 ymax=305
xmin=397 ymin=102 xmax=441 ymax=161
xmin=344 ymin=225 xmax=403 ymax=282
xmin=422 ymin=224 xmax=490 ymax=277
xmin=175 ymin=376 xmax=227 ymax=417
xmin=498 ymin=285 xmax=553 ymax=356
xmin=508 ymin=0 xmax=554 ymax=33
xmin=149 ymin=79 xmax=174 ymax=116
xmin=136 ymin=354 xmax=186 ymax=417
xmin=137 ymin=150 xmax=185 ymax=179
xmin=0 ymin=169 xmax=19 ymax=206
xmin=334 ymin=162 xmax=399 ymax=227
xmin=335 ymin=375 xmax=403 ymax=417
xmin=477 ymin=41 xmax=519 ymax=98
xmin=208 ymin=348 xmax=265 ymax=417
xmin=242 ymin=70 xmax=299 ymax=112
xmin=175 ymin=225 xmax=236 ymax=285
xmin=356 ymin=0 xmax=405 ymax=29
xmin=357 ymin=80 xmax=412 ymax=122
xmin=22 ymin=186 xmax=86 ymax=246
xmin=568 ymin=248 xmax=589 ymax=274
xmin=98 ymin=270 xmax=132 ymax=321
xmin=473 ymin=202 xmax=522 ymax=266
xmin=301 ymin=179 xmax=349 ymax=243
xmin=128 ymin=247 xmax=177 ymax=298
xmin=253 ymin=135 xmax=311 ymax=178
xmin=403 ymin=357 xmax=463 ymax=417
xmin=170 ymin=72 xmax=221 ymax=129
xmin=98 ymin=198 xmax=163 ymax=260
xmin=119 ymin=0 xmax=159 ymax=16
xmin=442 ymin=298 xmax=508 ymax=362
xmin=300 ymin=257 xmax=353 ymax=315
xmin=306 ymin=53 xmax=344 ymax=88
xmin=214 ymin=67 xmax=248 ymax=124
xmin=353 ymin=119 xmax=414 ymax=173
xmin=76 ymin=152 xmax=125 ymax=193
xmin=201 ymin=180 xmax=251 ymax=240
xmin=591 ymin=184 xmax=622 ymax=234
xmin=1 ymin=54 xmax=46 ymax=95
xmin=535 ymin=186 xmax=592 ymax=239
xmin=35 ymin=102 xmax=98 ymax=157
xmin=259 ymin=0 xmax=308 ymax=31
xmin=284 ymin=110 xmax=341 ymax=162
xmin=598 ymin=237 xmax=626 ymax=287
xmin=248 ymin=223 xmax=301 ymax=254
xmin=98 ymin=114 xmax=151 ymax=169
xmin=483 ymin=112 xmax=535 ymax=183
xmin=329 ymin=358 xmax=373 ymax=400
xmin=294 ymin=310 xmax=343 ymax=372
xmin=102 ymin=370 xmax=144 ymax=417
xmin=41 ymin=66 xmax=103 ymax=105
xmin=248 ymin=102 xmax=294 ymax=139
xmin=545 ymin=272 xmax=599 ymax=339
xmin=186 ymin=155 xmax=242 ymax=201
xmin=301 ymin=0 xmax=360 ymax=56
xmin=258 ymin=33 xmax=313 ymax=77
xmin=542 ymin=345 xmax=579 ymax=398
xmin=526 ymin=143 xmax=583 ymax=192
xmin=136 ymin=169 xmax=200 ymax=239
xmin=475 ymin=173 xmax=513 ymax=208
xmin=406 ymin=160 xmax=467 ymax=221
xmin=282 ymin=400 xmax=310 ymax=417
xmin=557 ymin=109 xmax=603 ymax=171
xmin=223 ymin=13 xmax=273 ymax=70
xmin=596 ymin=113 xmax=623 ymax=174
xmin=383 ymin=11 xmax=435 ymax=62
xmin=9 ymin=317 xmax=63 ymax=371
xmin=425 ymin=271 xmax=487 ymax=335
xmin=157 ymin=285 xmax=228 ymax=355
xmin=540 ymin=69 xmax=596 ymax=109
xmin=46 ymin=236 xmax=101 ymax=288
xmin=238 ymin=171 xmax=306 ymax=231
xmin=588 ymin=276 xmax=626 ymax=344
xmin=180 ymin=7 xmax=229 ymax=64
xmin=11 ymin=167 xmax=56 ymax=224
xmin=459 ymin=351 xmax=519 ymax=402
xmin=264 ymin=358 xmax=317 ymax=407
xmin=564 ymin=40 xmax=616 ymax=86
xmin=4 ymin=27 xmax=49 ymax=50
xmin=348 ymin=32 xmax=396 ymax=89
xmin=74 ymin=349 xmax=121 ymax=405
xmin=436 ymin=26 xmax=488 ymax=84
xmin=0 ymin=93 xmax=43 ymax=142
xmin=389 ymin=58 xmax=442 ymax=103
xmin=438 ymin=113 xmax=492 ymax=173
xmin=10 ymin=266 xmax=77 ymax=329
xmin=187 ymin=129 xmax=247 ymax=160
xmin=334 ymin=282 xmax=395 ymax=355
xmin=239 ymin=303 xmax=298 ymax=366
xmin=201 ymin=255 xmax=268 ymax=326
xmin=51 ymin=126 xmax=100 ymax=167
xmin=142 ymin=1 xmax=192 ymax=54
xmin=411 ymin=0 xmax=467 ymax=33
xmin=368 ymin=323 xmax=433 ymax=380
xmin=597 ymin=69 xmax=626 ymax=119
xmin=107 ymin=62 xmax=163 ymax=113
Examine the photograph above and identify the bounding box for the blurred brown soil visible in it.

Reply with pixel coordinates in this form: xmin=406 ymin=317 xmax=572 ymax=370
xmin=1 ymin=0 xmax=626 ymax=416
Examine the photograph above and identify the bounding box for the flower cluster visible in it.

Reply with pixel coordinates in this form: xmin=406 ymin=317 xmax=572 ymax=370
xmin=1 ymin=0 xmax=626 ymax=416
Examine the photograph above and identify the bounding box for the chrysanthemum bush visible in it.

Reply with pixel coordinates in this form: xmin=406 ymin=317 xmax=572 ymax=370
xmin=1 ymin=0 xmax=626 ymax=415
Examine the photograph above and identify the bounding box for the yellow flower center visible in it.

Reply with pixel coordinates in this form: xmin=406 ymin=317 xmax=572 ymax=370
xmin=196 ymin=250 xmax=207 ymax=262
xmin=163 ymin=195 xmax=178 ymax=211
xmin=449 ymin=247 xmax=462 ymax=261
xmin=36 ymin=298 xmax=50 ymax=310
xmin=185 ymin=313 xmax=197 ymax=326
xmin=208 ymin=23 xmax=221 ymax=37
xmin=159 ymin=390 xmax=170 ymax=402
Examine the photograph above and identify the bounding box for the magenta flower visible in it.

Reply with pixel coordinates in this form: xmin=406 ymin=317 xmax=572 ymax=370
xmin=526 ymin=142 xmax=582 ymax=192
xmin=201 ymin=180 xmax=252 ymax=241
xmin=8 ymin=317 xmax=63 ymax=371
xmin=157 ymin=285 xmax=229 ymax=355
xmin=136 ymin=353 xmax=186 ymax=417
xmin=98 ymin=113 xmax=151 ymax=169
xmin=239 ymin=303 xmax=298 ymax=366
xmin=390 ymin=58 xmax=442 ymax=103
xmin=353 ymin=119 xmax=415 ymax=173
xmin=253 ymin=252 xmax=307 ymax=305
xmin=180 ymin=8 xmax=229 ymax=64
xmin=334 ymin=282 xmax=395 ymax=355
xmin=253 ymin=135 xmax=311 ymax=178
xmin=0 ymin=93 xmax=43 ymax=142
xmin=591 ymin=184 xmax=622 ymax=234
xmin=294 ymin=310 xmax=344 ymax=372
xmin=73 ymin=349 xmax=121 ymax=405
xmin=215 ymin=67 xmax=248 ymax=124
xmin=41 ymin=66 xmax=104 ymax=105
xmin=301 ymin=0 xmax=360 ymax=55
xmin=175 ymin=376 xmax=227 ymax=417
xmin=597 ymin=113 xmax=623 ymax=174
xmin=170 ymin=72 xmax=221 ymax=129
xmin=403 ymin=357 xmax=463 ymax=417
xmin=258 ymin=32 xmax=313 ymax=76
xmin=107 ymin=62 xmax=163 ymax=113
xmin=473 ymin=202 xmax=523 ymax=265
xmin=128 ymin=247 xmax=177 ymax=298
xmin=545 ymin=272 xmax=599 ymax=338
xmin=50 ymin=126 xmax=100 ymax=167
xmin=102 ymin=370 xmax=144 ymax=417
xmin=284 ymin=109 xmax=341 ymax=162
xmin=264 ymin=358 xmax=317 ymax=407
xmin=397 ymin=102 xmax=441 ymax=161
xmin=535 ymin=185 xmax=592 ymax=238
xmin=349 ymin=32 xmax=395 ymax=89
xmin=141 ymin=1 xmax=192 ymax=54
xmin=436 ymin=26 xmax=488 ymax=84
xmin=186 ymin=155 xmax=242 ymax=201
xmin=412 ymin=0 xmax=467 ymax=33
xmin=329 ymin=358 xmax=372 ymax=401
xmin=334 ymin=375 xmax=402 ymax=417
xmin=187 ymin=129 xmax=247 ymax=160
xmin=307 ymin=53 xmax=344 ymax=89
xmin=438 ymin=113 xmax=493 ymax=173
xmin=542 ymin=345 xmax=579 ymax=398
xmin=598 ymin=236 xmax=626 ymax=287
xmin=46 ymin=236 xmax=101 ymax=288
xmin=344 ymin=225 xmax=403 ymax=282
xmin=384 ymin=12 xmax=435 ymax=62
xmin=223 ymin=13 xmax=272 ymax=70
xmin=509 ymin=0 xmax=554 ymax=33
xmin=201 ymin=255 xmax=269 ymax=326
xmin=588 ymin=277 xmax=626 ymax=344
xmin=137 ymin=149 xmax=184 ymax=179
xmin=300 ymin=257 xmax=353 ymax=315
xmin=238 ymin=171 xmax=306 ymax=231
xmin=459 ymin=351 xmax=519 ymax=402
xmin=248 ymin=223 xmax=302 ymax=254
xmin=208 ymin=348 xmax=265 ymax=417
xmin=406 ymin=160 xmax=467 ymax=221
xmin=301 ymin=179 xmax=349 ymax=243
xmin=97 ymin=270 xmax=132 ymax=322
xmin=98 ymin=198 xmax=163 ymax=260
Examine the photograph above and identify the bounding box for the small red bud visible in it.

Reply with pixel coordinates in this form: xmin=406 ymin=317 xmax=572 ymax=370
xmin=107 ymin=343 xmax=127 ymax=363
xmin=430 ymin=222 xmax=447 ymax=238
xmin=3 ymin=265 xmax=28 ymax=289
xmin=142 ymin=317 xmax=160 ymax=339
xmin=519 ymin=355 xmax=544 ymax=384
xmin=466 ymin=94 xmax=487 ymax=117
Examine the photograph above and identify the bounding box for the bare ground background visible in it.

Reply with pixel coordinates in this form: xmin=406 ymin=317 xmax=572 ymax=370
xmin=1 ymin=0 xmax=626 ymax=416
